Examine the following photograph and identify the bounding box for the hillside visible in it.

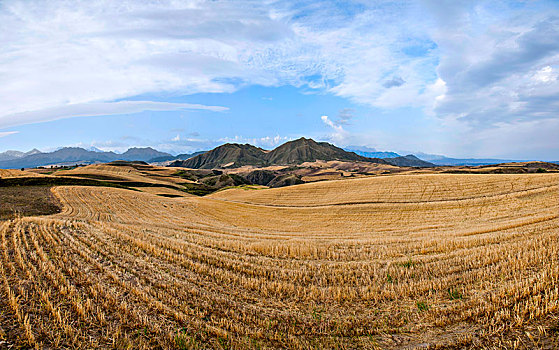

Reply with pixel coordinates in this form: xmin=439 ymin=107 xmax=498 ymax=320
xmin=149 ymin=151 xmax=206 ymax=163
xmin=264 ymin=137 xmax=381 ymax=164
xmin=1 ymin=172 xmax=557 ymax=348
xmin=171 ymin=138 xmax=388 ymax=169
xmin=344 ymin=146 xmax=401 ymax=158
xmin=0 ymin=149 xmax=42 ymax=162
xmin=173 ymin=143 xmax=268 ymax=169
xmin=0 ymin=148 xmax=118 ymax=169
xmin=0 ymin=147 xmax=173 ymax=169
xmin=385 ymin=154 xmax=435 ymax=167
xmin=119 ymin=147 xmax=171 ymax=162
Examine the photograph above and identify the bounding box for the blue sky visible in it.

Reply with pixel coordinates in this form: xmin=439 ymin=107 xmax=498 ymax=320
xmin=1 ymin=0 xmax=559 ymax=159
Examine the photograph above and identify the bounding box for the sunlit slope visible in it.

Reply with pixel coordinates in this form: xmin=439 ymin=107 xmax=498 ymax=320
xmin=208 ymin=173 xmax=558 ymax=206
xmin=51 ymin=174 xmax=558 ymax=240
xmin=1 ymin=173 xmax=558 ymax=348
xmin=0 ymin=169 xmax=46 ymax=178
xmin=55 ymin=163 xmax=192 ymax=186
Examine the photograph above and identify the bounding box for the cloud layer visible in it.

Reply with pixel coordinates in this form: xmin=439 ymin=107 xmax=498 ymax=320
xmin=0 ymin=101 xmax=227 ymax=129
xmin=0 ymin=131 xmax=19 ymax=138
xmin=1 ymin=0 xmax=558 ymax=158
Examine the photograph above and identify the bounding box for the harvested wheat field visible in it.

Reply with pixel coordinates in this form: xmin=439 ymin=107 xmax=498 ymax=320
xmin=0 ymin=173 xmax=558 ymax=349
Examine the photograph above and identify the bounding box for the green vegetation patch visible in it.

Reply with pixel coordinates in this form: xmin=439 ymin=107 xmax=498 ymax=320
xmin=56 ymin=173 xmax=129 ymax=181
xmin=416 ymin=301 xmax=429 ymax=312
xmin=0 ymin=176 xmax=135 ymax=190
xmin=216 ymin=184 xmax=265 ymax=193
xmin=180 ymin=183 xmax=215 ymax=196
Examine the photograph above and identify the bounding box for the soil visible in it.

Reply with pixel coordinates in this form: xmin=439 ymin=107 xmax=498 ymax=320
xmin=0 ymin=186 xmax=61 ymax=220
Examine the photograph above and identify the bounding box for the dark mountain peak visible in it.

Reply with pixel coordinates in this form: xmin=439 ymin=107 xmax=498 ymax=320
xmin=57 ymin=147 xmax=117 ymax=156
xmin=148 ymin=150 xmax=208 ymax=163
xmin=265 ymin=137 xmax=377 ymax=165
xmin=286 ymin=137 xmax=317 ymax=145
xmin=219 ymin=143 xmax=265 ymax=150
xmin=169 ymin=138 xmax=389 ymax=169
xmin=120 ymin=147 xmax=171 ymax=161
xmin=385 ymin=154 xmax=435 ymax=167
xmin=403 ymin=154 xmax=421 ymax=159
xmin=174 ymin=142 xmax=267 ymax=169
xmin=122 ymin=146 xmax=159 ymax=154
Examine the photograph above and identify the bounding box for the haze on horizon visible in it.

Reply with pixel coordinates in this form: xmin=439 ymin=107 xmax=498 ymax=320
xmin=1 ymin=0 xmax=559 ymax=160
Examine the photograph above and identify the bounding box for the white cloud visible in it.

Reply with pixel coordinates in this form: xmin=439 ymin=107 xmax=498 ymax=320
xmin=0 ymin=0 xmax=282 ymax=126
xmin=1 ymin=0 xmax=558 ymax=158
xmin=0 ymin=131 xmax=19 ymax=138
xmin=321 ymin=115 xmax=348 ymax=144
xmin=430 ymin=5 xmax=559 ymax=126
xmin=448 ymin=118 xmax=559 ymax=160
xmin=0 ymin=101 xmax=227 ymax=129
xmin=532 ymin=66 xmax=558 ymax=83
xmin=218 ymin=135 xmax=290 ymax=149
xmin=171 ymin=134 xmax=181 ymax=142
xmin=0 ymin=1 xmax=439 ymax=123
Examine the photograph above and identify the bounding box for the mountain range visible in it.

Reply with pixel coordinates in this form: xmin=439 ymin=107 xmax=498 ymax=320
xmin=0 ymin=147 xmax=172 ymax=169
xmin=171 ymin=138 xmax=382 ymax=169
xmin=0 ymin=149 xmax=42 ymax=162
xmin=0 ymin=138 xmax=437 ymax=169
xmin=344 ymin=146 xmax=401 ymax=159
xmin=4 ymin=138 xmax=552 ymax=170
xmin=344 ymin=147 xmax=537 ymax=166
xmin=412 ymin=152 xmax=528 ymax=166
xmin=170 ymin=138 xmax=435 ymax=169
xmin=149 ymin=151 xmax=206 ymax=163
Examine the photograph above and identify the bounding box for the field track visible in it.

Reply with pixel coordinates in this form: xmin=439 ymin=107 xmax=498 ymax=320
xmin=0 ymin=173 xmax=558 ymax=349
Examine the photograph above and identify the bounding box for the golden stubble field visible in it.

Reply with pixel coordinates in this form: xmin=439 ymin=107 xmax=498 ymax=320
xmin=0 ymin=173 xmax=558 ymax=349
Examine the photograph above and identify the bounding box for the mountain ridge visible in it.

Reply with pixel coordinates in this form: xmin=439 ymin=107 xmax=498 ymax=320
xmin=172 ymin=143 xmax=269 ymax=169
xmin=171 ymin=138 xmax=389 ymax=169
xmin=344 ymin=146 xmax=401 ymax=159
xmin=0 ymin=148 xmax=42 ymax=162
xmin=385 ymin=154 xmax=435 ymax=167
xmin=266 ymin=138 xmax=376 ymax=165
xmin=2 ymin=139 xmax=551 ymax=169
xmin=149 ymin=151 xmax=207 ymax=163
xmin=0 ymin=147 xmax=172 ymax=169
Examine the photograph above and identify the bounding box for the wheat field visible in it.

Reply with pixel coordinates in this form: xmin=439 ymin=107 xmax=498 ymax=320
xmin=0 ymin=173 xmax=558 ymax=349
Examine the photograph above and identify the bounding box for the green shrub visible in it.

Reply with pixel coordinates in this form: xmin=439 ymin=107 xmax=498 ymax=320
xmin=448 ymin=288 xmax=462 ymax=300
xmin=416 ymin=301 xmax=429 ymax=311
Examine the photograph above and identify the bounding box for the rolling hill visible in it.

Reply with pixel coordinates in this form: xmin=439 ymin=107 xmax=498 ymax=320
xmin=1 ymin=170 xmax=557 ymax=348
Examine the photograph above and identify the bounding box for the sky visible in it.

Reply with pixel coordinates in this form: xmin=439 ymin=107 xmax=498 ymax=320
xmin=1 ymin=0 xmax=559 ymax=160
